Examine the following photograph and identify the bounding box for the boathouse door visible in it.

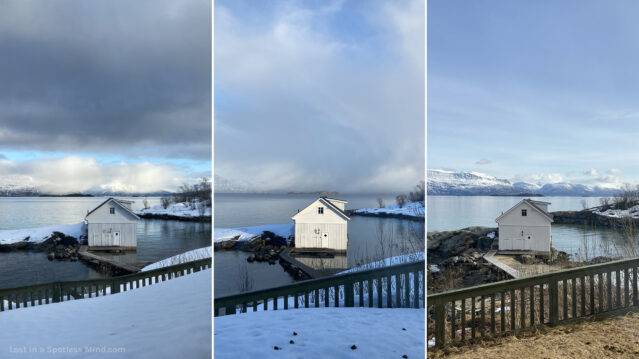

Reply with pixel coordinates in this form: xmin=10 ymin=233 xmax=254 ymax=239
xmin=113 ymin=232 xmax=120 ymax=247
xmin=321 ymin=233 xmax=329 ymax=248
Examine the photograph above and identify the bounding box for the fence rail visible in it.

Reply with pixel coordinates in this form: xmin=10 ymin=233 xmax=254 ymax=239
xmin=214 ymin=260 xmax=425 ymax=316
xmin=427 ymin=256 xmax=639 ymax=349
xmin=0 ymin=257 xmax=211 ymax=312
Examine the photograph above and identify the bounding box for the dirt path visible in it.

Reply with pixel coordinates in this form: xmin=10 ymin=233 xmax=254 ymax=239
xmin=429 ymin=311 xmax=639 ymax=358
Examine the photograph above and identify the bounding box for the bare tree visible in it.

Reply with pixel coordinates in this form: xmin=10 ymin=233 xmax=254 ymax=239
xmin=142 ymin=198 xmax=150 ymax=210
xmin=237 ymin=263 xmax=254 ymax=293
xmin=160 ymin=197 xmax=171 ymax=209
xmin=377 ymin=197 xmax=384 ymax=208
xmin=409 ymin=180 xmax=426 ymax=203
xmin=581 ymin=199 xmax=588 ymax=210
xmin=396 ymin=194 xmax=407 ymax=208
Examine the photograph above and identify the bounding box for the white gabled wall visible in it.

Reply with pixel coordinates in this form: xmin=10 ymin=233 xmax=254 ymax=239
xmin=86 ymin=199 xmax=138 ymax=248
xmin=497 ymin=201 xmax=552 ymax=253
xmin=293 ymin=198 xmax=348 ymax=250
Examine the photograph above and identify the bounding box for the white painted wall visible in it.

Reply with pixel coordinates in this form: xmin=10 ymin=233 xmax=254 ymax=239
xmin=86 ymin=199 xmax=138 ymax=249
xmin=497 ymin=201 xmax=551 ymax=253
xmin=293 ymin=198 xmax=348 ymax=250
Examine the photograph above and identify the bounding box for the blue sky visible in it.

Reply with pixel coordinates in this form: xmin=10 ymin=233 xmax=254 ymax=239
xmin=428 ymin=0 xmax=639 ymax=188
xmin=215 ymin=0 xmax=425 ymax=193
xmin=0 ymin=0 xmax=211 ymax=194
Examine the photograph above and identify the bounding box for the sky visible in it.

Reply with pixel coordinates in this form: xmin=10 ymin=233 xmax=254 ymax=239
xmin=429 ymin=0 xmax=639 ymax=189
xmin=0 ymin=0 xmax=211 ymax=194
xmin=214 ymin=0 xmax=425 ymax=194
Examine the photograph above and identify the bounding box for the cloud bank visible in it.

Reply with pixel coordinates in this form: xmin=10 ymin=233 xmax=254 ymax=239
xmin=214 ymin=0 xmax=425 ymax=194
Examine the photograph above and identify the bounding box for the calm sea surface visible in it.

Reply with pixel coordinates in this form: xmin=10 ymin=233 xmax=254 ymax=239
xmin=214 ymin=193 xmax=425 ymax=298
xmin=428 ymin=196 xmax=633 ymax=260
xmin=0 ymin=197 xmax=211 ymax=289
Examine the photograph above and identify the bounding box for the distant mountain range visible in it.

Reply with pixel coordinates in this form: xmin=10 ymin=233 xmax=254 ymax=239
xmin=427 ymin=169 xmax=622 ymax=197
xmin=0 ymin=184 xmax=174 ymax=197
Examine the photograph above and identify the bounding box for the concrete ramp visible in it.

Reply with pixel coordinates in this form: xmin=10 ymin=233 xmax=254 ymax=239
xmin=484 ymin=250 xmax=521 ymax=278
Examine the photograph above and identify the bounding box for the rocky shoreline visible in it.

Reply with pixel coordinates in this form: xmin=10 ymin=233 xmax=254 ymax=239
xmin=551 ymin=209 xmax=637 ymax=229
xmin=427 ymin=227 xmax=507 ymax=292
xmin=214 ymin=231 xmax=311 ymax=281
xmin=136 ymin=213 xmax=211 ymax=222
xmin=346 ymin=210 xmax=424 ymax=222
xmin=0 ymin=231 xmax=83 ymax=261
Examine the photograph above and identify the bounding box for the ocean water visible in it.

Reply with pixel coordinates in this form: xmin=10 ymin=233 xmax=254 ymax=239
xmin=0 ymin=197 xmax=211 ymax=289
xmin=213 ymin=193 xmax=425 ymax=298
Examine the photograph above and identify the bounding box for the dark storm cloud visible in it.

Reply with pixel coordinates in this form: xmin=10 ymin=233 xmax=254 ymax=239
xmin=0 ymin=0 xmax=211 ymax=159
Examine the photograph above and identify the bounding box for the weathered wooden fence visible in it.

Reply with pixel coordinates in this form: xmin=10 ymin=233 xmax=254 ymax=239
xmin=428 ymin=256 xmax=639 ymax=349
xmin=0 ymin=257 xmax=211 ymax=312
xmin=214 ymin=260 xmax=425 ymax=316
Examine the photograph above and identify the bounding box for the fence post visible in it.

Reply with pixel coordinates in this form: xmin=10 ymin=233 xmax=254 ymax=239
xmin=111 ymin=279 xmax=120 ymax=294
xmin=434 ymin=299 xmax=445 ymax=348
xmin=52 ymin=283 xmax=61 ymax=303
xmin=345 ymin=281 xmax=354 ymax=307
xmin=549 ymin=279 xmax=559 ymax=326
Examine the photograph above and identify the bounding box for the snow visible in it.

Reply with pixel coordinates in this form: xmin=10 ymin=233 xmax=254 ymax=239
xmin=142 ymin=246 xmax=211 ymax=271
xmin=592 ymin=205 xmax=639 ymax=219
xmin=214 ymin=222 xmax=294 ymax=243
xmin=355 ymin=202 xmax=425 ymax=218
xmin=0 ymin=269 xmax=211 ymax=358
xmin=0 ymin=222 xmax=84 ymax=245
xmin=487 ymin=231 xmax=495 ymax=239
xmin=337 ymin=252 xmax=425 ymax=275
xmin=214 ymin=307 xmax=424 ymax=358
xmin=430 ymin=264 xmax=440 ymax=273
xmin=134 ymin=201 xmax=211 ymax=217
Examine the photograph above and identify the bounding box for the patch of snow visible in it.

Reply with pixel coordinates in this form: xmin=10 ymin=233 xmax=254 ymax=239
xmin=214 ymin=307 xmax=424 ymax=358
xmin=355 ymin=201 xmax=424 ymax=218
xmin=0 ymin=222 xmax=84 ymax=245
xmin=430 ymin=264 xmax=440 ymax=273
xmin=487 ymin=231 xmax=495 ymax=239
xmin=337 ymin=252 xmax=425 ymax=275
xmin=214 ymin=222 xmax=294 ymax=243
xmin=0 ymin=269 xmax=211 ymax=358
xmin=592 ymin=205 xmax=639 ymax=219
xmin=427 ymin=337 xmax=436 ymax=348
xmin=142 ymin=246 xmax=211 ymax=271
xmin=134 ymin=201 xmax=211 ymax=217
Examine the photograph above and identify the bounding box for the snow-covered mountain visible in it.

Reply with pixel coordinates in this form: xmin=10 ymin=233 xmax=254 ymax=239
xmin=428 ymin=169 xmax=621 ymax=196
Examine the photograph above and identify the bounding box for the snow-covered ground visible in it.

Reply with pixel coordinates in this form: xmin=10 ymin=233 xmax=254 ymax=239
xmin=142 ymin=246 xmax=211 ymax=271
xmin=0 ymin=222 xmax=84 ymax=245
xmin=355 ymin=201 xmax=425 ymax=218
xmin=214 ymin=222 xmax=294 ymax=243
xmin=214 ymin=307 xmax=424 ymax=358
xmin=337 ymin=252 xmax=424 ymax=275
xmin=134 ymin=201 xmax=211 ymax=217
xmin=0 ymin=269 xmax=211 ymax=358
xmin=592 ymin=205 xmax=639 ymax=218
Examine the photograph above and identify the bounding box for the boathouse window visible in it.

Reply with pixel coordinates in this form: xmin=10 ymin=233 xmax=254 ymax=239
xmin=521 ymin=209 xmax=527 ymax=216
xmin=110 ymin=207 xmax=115 ymax=215
xmin=318 ymin=207 xmax=324 ymax=214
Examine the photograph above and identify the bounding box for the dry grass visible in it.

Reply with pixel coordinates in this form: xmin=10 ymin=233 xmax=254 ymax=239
xmin=430 ymin=311 xmax=639 ymax=358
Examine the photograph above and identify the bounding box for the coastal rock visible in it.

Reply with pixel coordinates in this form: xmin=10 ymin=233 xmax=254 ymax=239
xmin=47 ymin=252 xmax=55 ymax=260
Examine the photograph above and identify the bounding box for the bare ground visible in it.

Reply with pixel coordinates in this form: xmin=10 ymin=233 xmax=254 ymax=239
xmin=429 ymin=311 xmax=639 ymax=358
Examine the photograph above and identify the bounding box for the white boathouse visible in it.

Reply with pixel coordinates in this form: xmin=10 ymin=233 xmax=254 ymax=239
xmin=495 ymin=199 xmax=553 ymax=254
xmin=292 ymin=197 xmax=350 ymax=251
xmin=85 ymin=198 xmax=139 ymax=250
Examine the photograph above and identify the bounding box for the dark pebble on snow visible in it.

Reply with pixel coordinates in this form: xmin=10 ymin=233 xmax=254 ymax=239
xmin=293 ymin=332 xmax=298 ymax=336
xmin=274 ymin=346 xmax=281 ymax=350
xmin=290 ymin=340 xmax=295 ymax=344
xmin=403 ymin=355 xmax=408 ymax=358
xmin=402 ymin=328 xmax=406 ymax=331
xmin=351 ymin=345 xmax=357 ymax=350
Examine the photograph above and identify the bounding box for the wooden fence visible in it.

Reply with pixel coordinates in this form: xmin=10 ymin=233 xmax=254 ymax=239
xmin=214 ymin=260 xmax=425 ymax=316
xmin=0 ymin=257 xmax=211 ymax=312
xmin=427 ymin=256 xmax=639 ymax=349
